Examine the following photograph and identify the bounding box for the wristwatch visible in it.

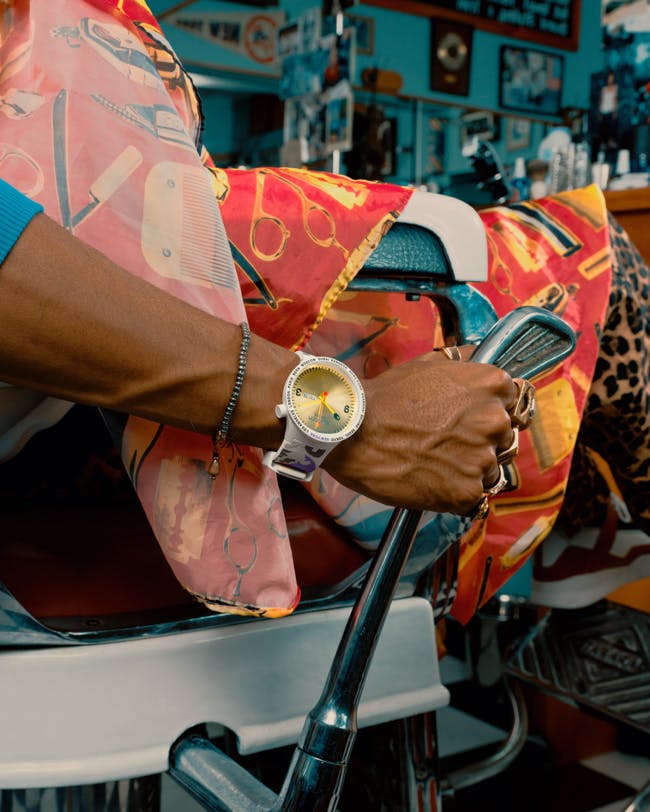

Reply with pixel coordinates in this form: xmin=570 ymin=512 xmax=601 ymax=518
xmin=263 ymin=353 xmax=366 ymax=481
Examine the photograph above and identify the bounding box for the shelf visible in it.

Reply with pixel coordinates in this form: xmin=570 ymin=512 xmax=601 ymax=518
xmin=604 ymin=186 xmax=650 ymax=265
xmin=604 ymin=185 xmax=650 ymax=213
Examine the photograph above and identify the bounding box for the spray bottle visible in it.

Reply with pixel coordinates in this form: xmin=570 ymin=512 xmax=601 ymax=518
xmin=511 ymin=156 xmax=530 ymax=202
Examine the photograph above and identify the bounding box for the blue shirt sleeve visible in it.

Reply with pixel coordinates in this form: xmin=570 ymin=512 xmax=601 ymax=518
xmin=0 ymin=178 xmax=44 ymax=266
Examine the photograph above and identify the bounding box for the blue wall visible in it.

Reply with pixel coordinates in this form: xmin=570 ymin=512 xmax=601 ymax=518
xmin=148 ymin=0 xmax=605 ymax=184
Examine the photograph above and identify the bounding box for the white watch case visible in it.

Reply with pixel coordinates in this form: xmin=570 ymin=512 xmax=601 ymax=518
xmin=263 ymin=354 xmax=365 ymax=481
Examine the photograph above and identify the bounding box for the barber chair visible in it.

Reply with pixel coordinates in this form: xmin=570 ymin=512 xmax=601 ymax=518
xmin=0 ymin=191 xmax=576 ymax=811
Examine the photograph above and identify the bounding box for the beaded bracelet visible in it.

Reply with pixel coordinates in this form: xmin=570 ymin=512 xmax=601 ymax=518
xmin=208 ymin=321 xmax=251 ymax=478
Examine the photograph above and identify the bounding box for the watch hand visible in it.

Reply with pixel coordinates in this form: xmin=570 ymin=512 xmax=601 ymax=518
xmin=315 ymin=399 xmax=324 ymax=428
xmin=318 ymin=393 xmax=340 ymax=420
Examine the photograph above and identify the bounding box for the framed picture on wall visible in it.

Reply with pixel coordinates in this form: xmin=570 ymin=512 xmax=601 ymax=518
xmin=283 ymin=96 xmax=326 ymax=163
xmin=426 ymin=115 xmax=446 ymax=175
xmin=299 ymin=7 xmax=321 ymax=53
xmin=277 ymin=20 xmax=300 ymax=59
xmin=324 ymin=87 xmax=354 ymax=154
xmin=505 ymin=117 xmax=532 ymax=150
xmin=588 ymin=67 xmax=635 ymax=155
xmin=347 ymin=14 xmax=375 ymax=55
xmin=430 ymin=19 xmax=473 ymax=96
xmin=499 ymin=46 xmax=564 ymax=116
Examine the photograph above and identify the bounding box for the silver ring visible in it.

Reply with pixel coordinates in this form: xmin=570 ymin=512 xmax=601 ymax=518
xmin=470 ymin=494 xmax=490 ymax=522
xmin=510 ymin=378 xmax=536 ymax=429
xmin=497 ymin=427 xmax=519 ymax=465
xmin=484 ymin=464 xmax=508 ymax=496
xmin=441 ymin=345 xmax=462 ymax=361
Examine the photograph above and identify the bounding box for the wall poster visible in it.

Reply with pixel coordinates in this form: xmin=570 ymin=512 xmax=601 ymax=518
xmin=499 ymin=45 xmax=564 ymax=116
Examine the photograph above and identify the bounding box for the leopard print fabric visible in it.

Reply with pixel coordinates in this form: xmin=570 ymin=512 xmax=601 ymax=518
xmin=559 ymin=214 xmax=650 ymax=535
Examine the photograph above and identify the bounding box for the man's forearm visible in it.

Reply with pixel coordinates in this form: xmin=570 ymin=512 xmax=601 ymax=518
xmin=0 ymin=212 xmax=297 ymax=448
xmin=0 ymin=197 xmax=522 ymax=518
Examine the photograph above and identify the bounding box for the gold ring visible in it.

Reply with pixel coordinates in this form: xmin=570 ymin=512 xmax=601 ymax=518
xmin=484 ymin=464 xmax=508 ymax=496
xmin=470 ymin=494 xmax=490 ymax=522
xmin=497 ymin=427 xmax=519 ymax=465
xmin=441 ymin=345 xmax=462 ymax=361
xmin=510 ymin=378 xmax=536 ymax=429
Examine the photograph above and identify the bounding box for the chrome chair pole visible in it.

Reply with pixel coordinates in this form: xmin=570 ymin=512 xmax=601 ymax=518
xmin=274 ymin=507 xmax=424 ymax=811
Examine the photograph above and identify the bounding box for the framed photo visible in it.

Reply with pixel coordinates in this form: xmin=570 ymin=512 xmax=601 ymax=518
xmin=588 ymin=67 xmax=636 ymax=154
xmin=299 ymin=7 xmax=321 ymax=53
xmin=430 ymin=19 xmax=473 ymax=96
xmin=324 ymin=86 xmax=353 ymax=154
xmin=347 ymin=14 xmax=375 ymax=55
xmin=506 ymin=117 xmax=532 ymax=151
xmin=277 ymin=20 xmax=300 ymax=59
xmin=426 ymin=115 xmax=445 ymax=175
xmin=280 ymin=52 xmax=324 ymax=98
xmin=283 ymin=96 xmax=326 ymax=163
xmin=320 ymin=28 xmax=356 ymax=90
xmin=499 ymin=46 xmax=564 ymax=116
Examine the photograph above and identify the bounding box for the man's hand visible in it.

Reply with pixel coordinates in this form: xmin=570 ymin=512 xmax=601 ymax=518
xmin=323 ymin=349 xmax=517 ymax=516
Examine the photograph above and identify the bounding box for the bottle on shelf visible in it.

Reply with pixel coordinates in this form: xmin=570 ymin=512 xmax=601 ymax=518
xmin=511 ymin=156 xmax=530 ymax=202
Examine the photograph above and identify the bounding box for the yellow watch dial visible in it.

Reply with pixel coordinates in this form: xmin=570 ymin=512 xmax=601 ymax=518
xmin=288 ymin=363 xmax=360 ymax=437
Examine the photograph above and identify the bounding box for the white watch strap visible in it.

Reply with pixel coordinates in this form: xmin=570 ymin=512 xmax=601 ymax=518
xmin=262 ymin=421 xmax=332 ymax=481
xmin=263 ymin=351 xmax=326 ymax=481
